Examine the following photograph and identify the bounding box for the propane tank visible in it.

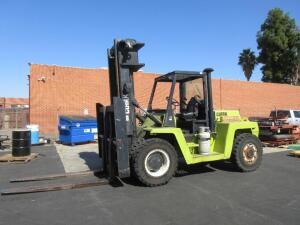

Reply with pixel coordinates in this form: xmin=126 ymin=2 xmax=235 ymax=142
xmin=198 ymin=127 xmax=210 ymax=155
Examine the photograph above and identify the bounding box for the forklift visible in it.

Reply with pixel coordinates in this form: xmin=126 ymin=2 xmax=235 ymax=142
xmin=0 ymin=38 xmax=263 ymax=195
xmin=96 ymin=38 xmax=263 ymax=186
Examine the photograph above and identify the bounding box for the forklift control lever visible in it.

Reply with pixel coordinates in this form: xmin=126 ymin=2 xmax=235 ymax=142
xmin=132 ymin=99 xmax=162 ymax=126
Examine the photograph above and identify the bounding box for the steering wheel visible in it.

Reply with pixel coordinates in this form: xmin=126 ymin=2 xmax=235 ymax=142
xmin=166 ymin=97 xmax=180 ymax=107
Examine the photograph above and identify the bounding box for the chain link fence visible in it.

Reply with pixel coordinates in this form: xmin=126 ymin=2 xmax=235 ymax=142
xmin=0 ymin=108 xmax=29 ymax=130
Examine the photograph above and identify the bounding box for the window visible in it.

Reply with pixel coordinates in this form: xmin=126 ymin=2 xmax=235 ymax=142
xmin=10 ymin=104 xmax=28 ymax=109
xmin=184 ymin=78 xmax=204 ymax=102
xmin=10 ymin=104 xmax=21 ymax=108
xmin=294 ymin=111 xmax=300 ymax=118
xmin=150 ymin=82 xmax=179 ymax=110
xmin=270 ymin=110 xmax=291 ymax=118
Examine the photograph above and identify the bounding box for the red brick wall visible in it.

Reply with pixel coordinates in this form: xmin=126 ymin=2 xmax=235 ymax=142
xmin=30 ymin=65 xmax=109 ymax=136
xmin=212 ymin=79 xmax=300 ymax=117
xmin=29 ymin=64 xmax=300 ymax=136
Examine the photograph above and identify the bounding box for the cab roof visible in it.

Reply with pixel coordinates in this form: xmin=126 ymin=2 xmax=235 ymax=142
xmin=155 ymin=70 xmax=205 ymax=83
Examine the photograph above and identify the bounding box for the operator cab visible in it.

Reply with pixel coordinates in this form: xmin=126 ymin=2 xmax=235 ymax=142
xmin=147 ymin=69 xmax=215 ymax=133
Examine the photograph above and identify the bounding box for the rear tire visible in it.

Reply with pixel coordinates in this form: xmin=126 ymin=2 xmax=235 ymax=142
xmin=132 ymin=138 xmax=178 ymax=187
xmin=231 ymin=133 xmax=263 ymax=172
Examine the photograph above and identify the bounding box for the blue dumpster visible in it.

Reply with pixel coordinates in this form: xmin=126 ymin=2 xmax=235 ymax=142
xmin=58 ymin=115 xmax=98 ymax=145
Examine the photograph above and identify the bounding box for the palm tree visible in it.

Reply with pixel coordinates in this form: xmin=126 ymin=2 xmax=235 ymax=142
xmin=238 ymin=49 xmax=257 ymax=81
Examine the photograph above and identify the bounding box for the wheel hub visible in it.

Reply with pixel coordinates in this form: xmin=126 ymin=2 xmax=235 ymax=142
xmin=242 ymin=143 xmax=258 ymax=165
xmin=144 ymin=149 xmax=170 ymax=177
xmin=147 ymin=154 xmax=164 ymax=171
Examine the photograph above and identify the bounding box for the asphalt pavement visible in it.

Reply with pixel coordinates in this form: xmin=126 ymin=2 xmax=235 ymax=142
xmin=0 ymin=145 xmax=299 ymax=225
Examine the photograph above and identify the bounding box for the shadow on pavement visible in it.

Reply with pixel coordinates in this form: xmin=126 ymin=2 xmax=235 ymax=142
xmin=78 ymin=152 xmax=124 ymax=187
xmin=209 ymin=161 xmax=241 ymax=172
xmin=123 ymin=162 xmax=217 ymax=186
xmin=175 ymin=163 xmax=215 ymax=177
xmin=78 ymin=152 xmax=241 ymax=187
xmin=122 ymin=177 xmax=144 ymax=187
xmin=79 ymin=152 xmax=102 ymax=171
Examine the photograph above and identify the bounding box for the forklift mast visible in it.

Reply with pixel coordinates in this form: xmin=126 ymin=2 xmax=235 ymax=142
xmin=107 ymin=39 xmax=145 ymax=135
xmin=96 ymin=39 xmax=144 ymax=180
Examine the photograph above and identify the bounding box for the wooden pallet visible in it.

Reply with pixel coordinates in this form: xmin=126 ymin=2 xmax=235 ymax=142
xmin=0 ymin=153 xmax=38 ymax=163
xmin=288 ymin=150 xmax=300 ymax=157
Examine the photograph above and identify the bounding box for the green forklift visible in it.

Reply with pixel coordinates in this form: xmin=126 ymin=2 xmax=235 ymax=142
xmin=96 ymin=39 xmax=262 ymax=186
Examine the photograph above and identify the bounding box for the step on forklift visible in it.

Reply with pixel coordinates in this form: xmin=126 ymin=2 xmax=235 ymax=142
xmin=96 ymin=38 xmax=263 ymax=187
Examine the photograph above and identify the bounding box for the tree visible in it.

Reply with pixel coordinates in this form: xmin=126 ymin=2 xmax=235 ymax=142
xmin=257 ymin=8 xmax=300 ymax=84
xmin=295 ymin=46 xmax=300 ymax=85
xmin=238 ymin=48 xmax=257 ymax=81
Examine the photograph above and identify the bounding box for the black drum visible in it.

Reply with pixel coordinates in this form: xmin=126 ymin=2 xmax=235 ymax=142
xmin=12 ymin=130 xmax=31 ymax=157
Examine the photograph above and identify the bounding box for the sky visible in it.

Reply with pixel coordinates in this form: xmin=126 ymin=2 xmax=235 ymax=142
xmin=0 ymin=0 xmax=300 ymax=97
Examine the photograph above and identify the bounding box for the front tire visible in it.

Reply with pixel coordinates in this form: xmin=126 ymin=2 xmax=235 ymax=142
xmin=132 ymin=138 xmax=178 ymax=186
xmin=231 ymin=133 xmax=263 ymax=172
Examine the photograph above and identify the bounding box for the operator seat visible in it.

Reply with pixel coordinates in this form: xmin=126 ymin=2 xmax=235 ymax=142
xmin=180 ymin=95 xmax=205 ymax=121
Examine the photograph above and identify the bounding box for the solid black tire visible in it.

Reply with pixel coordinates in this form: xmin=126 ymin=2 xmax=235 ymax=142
xmin=231 ymin=133 xmax=263 ymax=172
xmin=132 ymin=138 xmax=178 ymax=187
xmin=130 ymin=138 xmax=146 ymax=177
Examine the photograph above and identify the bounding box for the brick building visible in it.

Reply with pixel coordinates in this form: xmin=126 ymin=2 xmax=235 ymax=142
xmin=0 ymin=97 xmax=29 ymax=109
xmin=29 ymin=64 xmax=300 ymax=137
